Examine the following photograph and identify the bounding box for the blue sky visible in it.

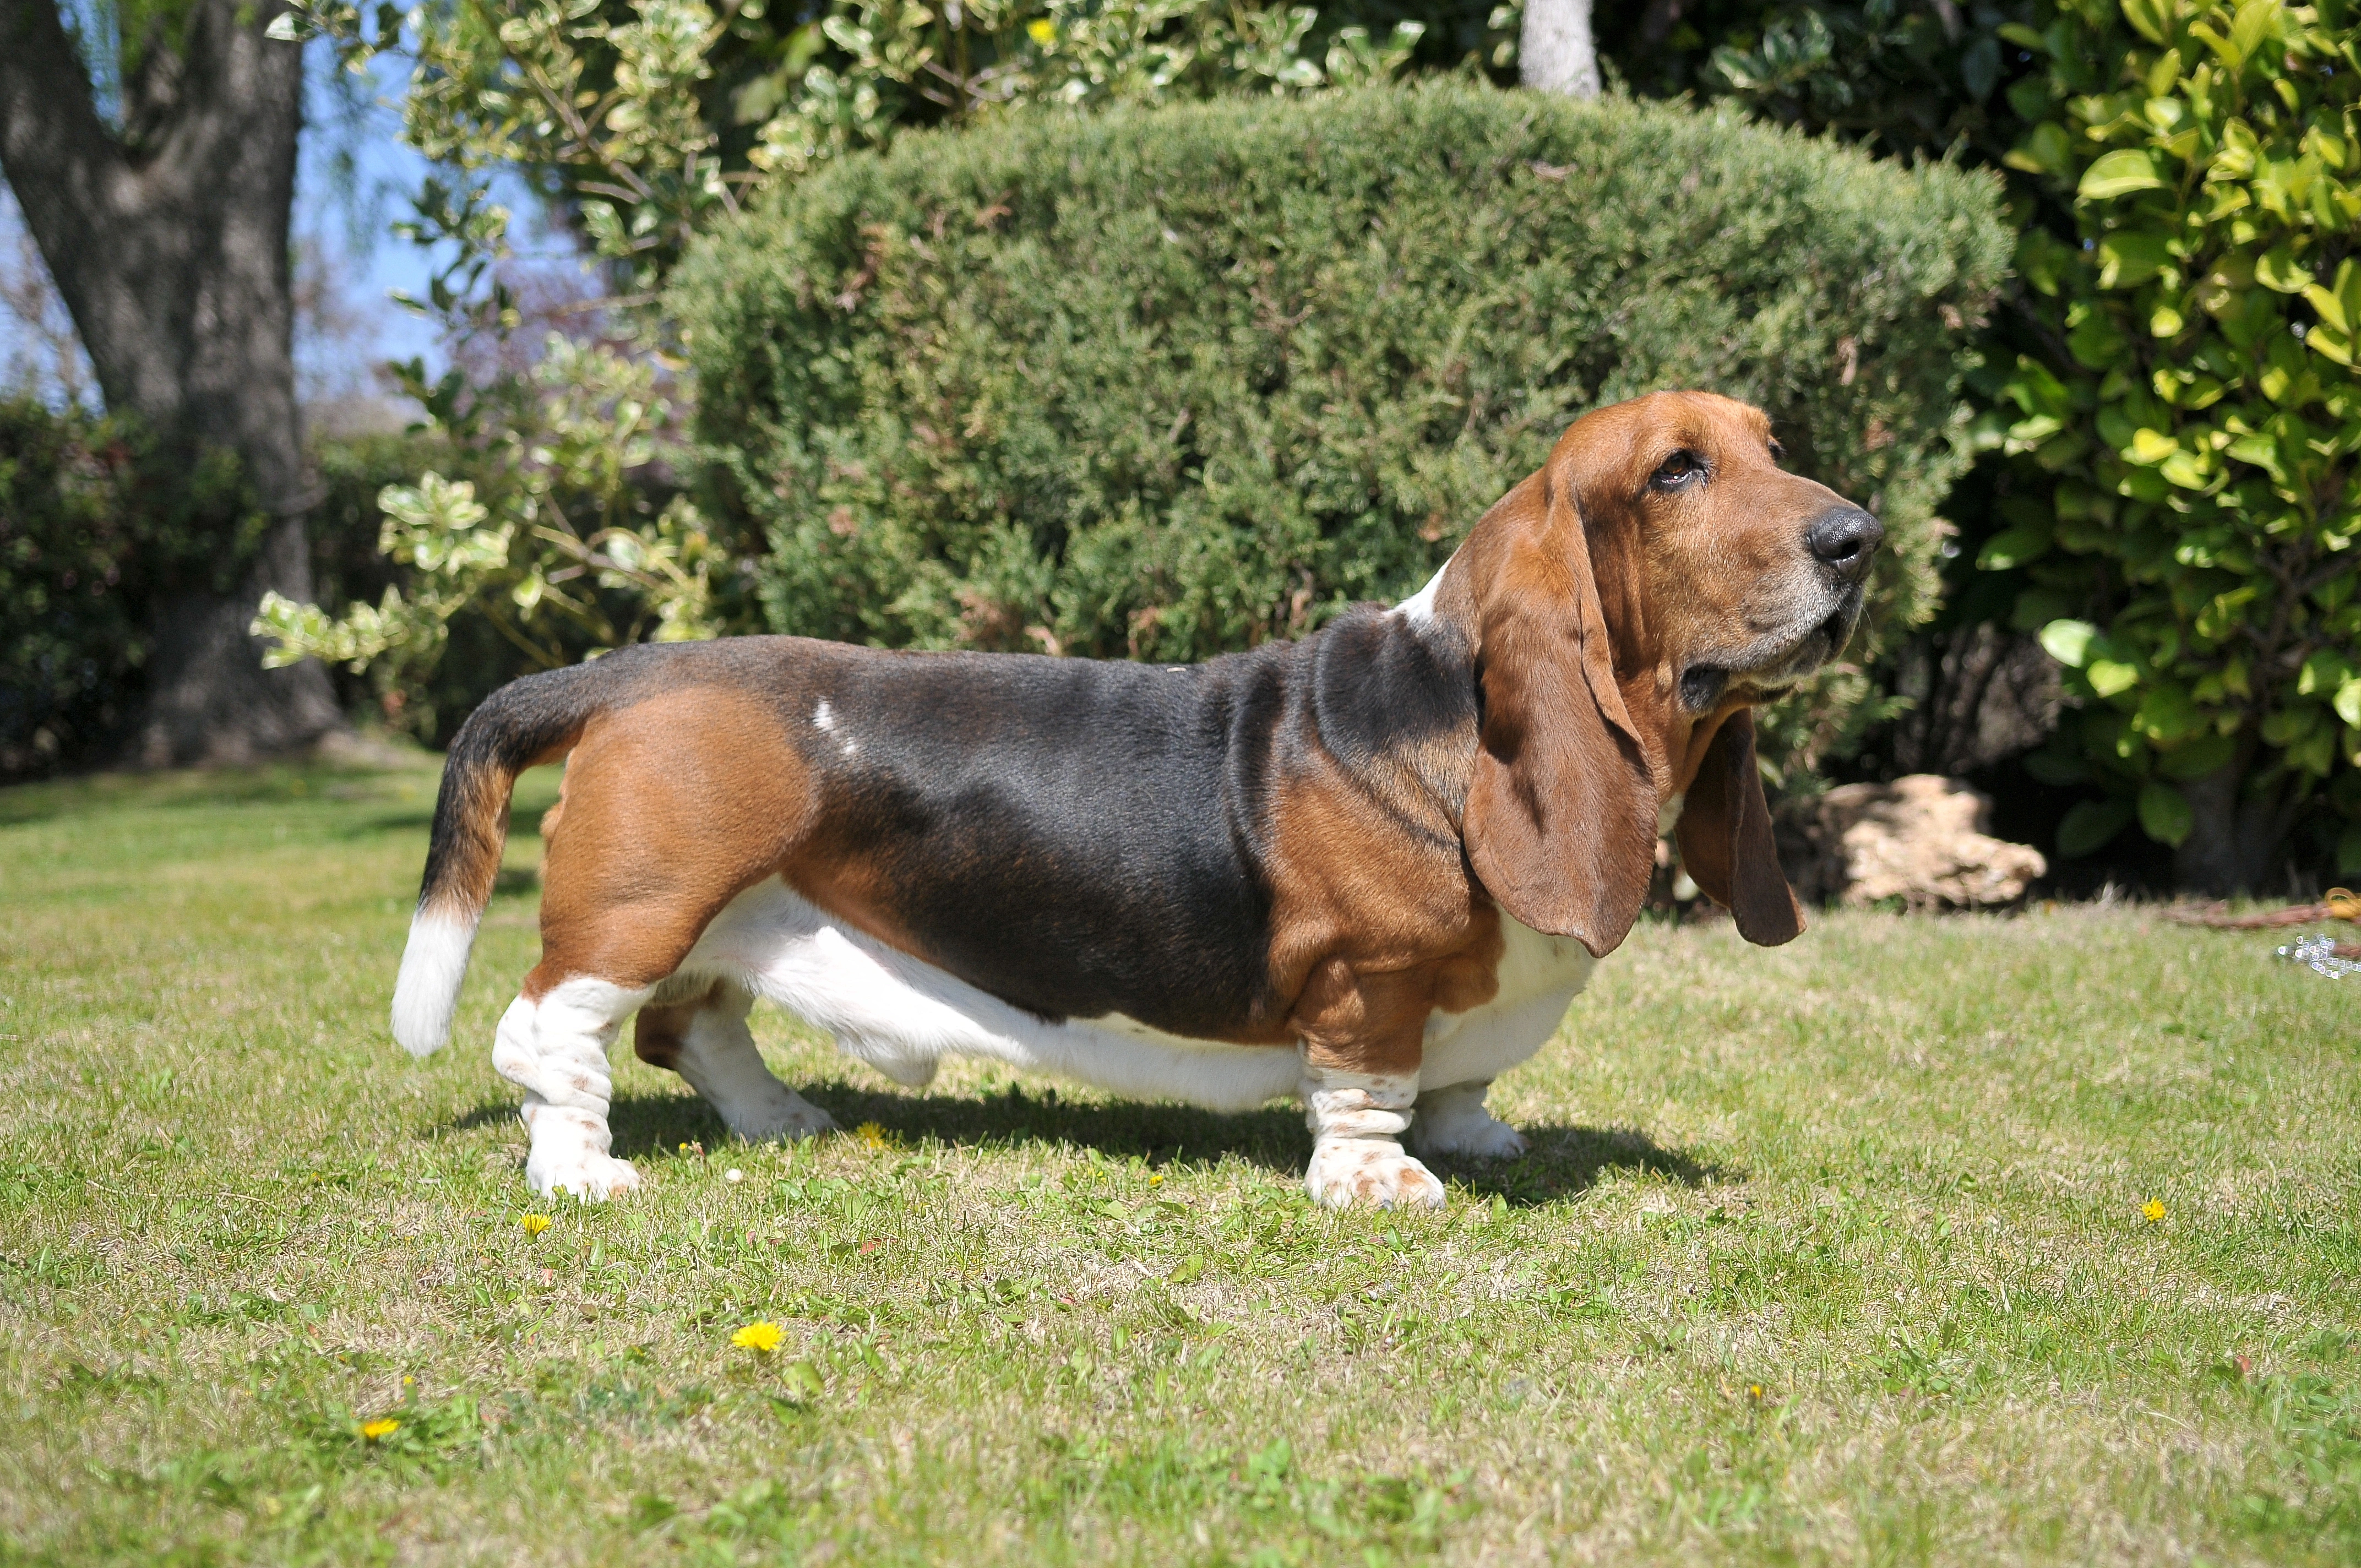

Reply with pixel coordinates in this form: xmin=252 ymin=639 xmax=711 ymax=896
xmin=296 ymin=48 xmax=451 ymax=385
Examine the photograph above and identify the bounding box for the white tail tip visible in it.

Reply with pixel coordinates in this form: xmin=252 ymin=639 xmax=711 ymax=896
xmin=391 ymin=912 xmax=477 ymax=1057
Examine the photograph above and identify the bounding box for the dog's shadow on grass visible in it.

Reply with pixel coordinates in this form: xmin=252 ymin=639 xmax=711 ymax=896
xmin=447 ymin=1080 xmax=1728 ymax=1207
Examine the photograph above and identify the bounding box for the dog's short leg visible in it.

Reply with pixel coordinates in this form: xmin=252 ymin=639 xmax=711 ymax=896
xmin=1299 ymin=1061 xmax=1446 ymax=1210
xmin=493 ymin=977 xmax=649 ymax=1200
xmin=635 ymin=979 xmax=837 ymax=1143
xmin=1408 ymin=1079 xmax=1530 ymax=1159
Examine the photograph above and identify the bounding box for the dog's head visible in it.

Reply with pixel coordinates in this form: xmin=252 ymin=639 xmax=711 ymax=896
xmin=1444 ymin=390 xmax=1883 ymax=957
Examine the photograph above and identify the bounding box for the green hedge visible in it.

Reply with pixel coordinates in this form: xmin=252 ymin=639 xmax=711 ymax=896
xmin=674 ymin=82 xmax=2009 ymax=776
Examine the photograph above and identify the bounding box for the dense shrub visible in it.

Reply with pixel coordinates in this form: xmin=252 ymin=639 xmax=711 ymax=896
xmin=1970 ymin=0 xmax=2361 ymax=892
xmin=674 ymin=81 xmax=2009 ymax=778
xmin=0 ymin=399 xmax=258 ymax=776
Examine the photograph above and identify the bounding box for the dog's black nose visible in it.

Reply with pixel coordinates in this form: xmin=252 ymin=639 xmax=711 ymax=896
xmin=1805 ymin=507 xmax=1884 ymax=579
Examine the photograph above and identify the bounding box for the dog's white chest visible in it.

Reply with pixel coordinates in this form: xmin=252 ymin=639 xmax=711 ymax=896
xmin=1417 ymin=915 xmax=1596 ymax=1090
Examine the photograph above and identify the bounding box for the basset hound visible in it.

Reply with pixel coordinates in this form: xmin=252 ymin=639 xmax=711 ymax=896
xmin=391 ymin=390 xmax=1883 ymax=1207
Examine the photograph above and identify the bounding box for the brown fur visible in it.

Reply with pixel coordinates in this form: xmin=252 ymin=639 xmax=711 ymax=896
xmin=525 ymin=688 xmax=816 ymax=999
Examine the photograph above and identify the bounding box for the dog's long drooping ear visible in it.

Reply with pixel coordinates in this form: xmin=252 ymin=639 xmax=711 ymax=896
xmin=1674 ymin=709 xmax=1804 ymax=945
xmin=1462 ymin=467 xmax=1660 ymax=958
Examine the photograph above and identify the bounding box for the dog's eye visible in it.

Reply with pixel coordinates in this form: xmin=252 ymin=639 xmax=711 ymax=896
xmin=1767 ymin=439 xmax=1787 ymax=464
xmin=1651 ymin=450 xmax=1704 ymax=490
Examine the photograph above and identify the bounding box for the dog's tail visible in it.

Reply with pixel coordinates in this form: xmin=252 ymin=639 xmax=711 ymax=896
xmin=390 ymin=661 xmax=614 ymax=1056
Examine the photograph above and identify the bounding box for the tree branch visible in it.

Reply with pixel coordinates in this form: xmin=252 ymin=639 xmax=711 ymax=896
xmin=0 ymin=1 xmax=131 ymax=311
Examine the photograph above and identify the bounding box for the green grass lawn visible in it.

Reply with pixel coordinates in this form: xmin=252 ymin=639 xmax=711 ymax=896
xmin=0 ymin=760 xmax=2356 ymax=1566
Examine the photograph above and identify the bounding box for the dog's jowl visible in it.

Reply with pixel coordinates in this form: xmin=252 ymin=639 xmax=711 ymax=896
xmin=390 ymin=391 xmax=1881 ymax=1207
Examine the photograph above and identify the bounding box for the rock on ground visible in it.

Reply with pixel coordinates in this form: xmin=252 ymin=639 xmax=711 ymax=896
xmin=1780 ymin=775 xmax=2047 ymax=910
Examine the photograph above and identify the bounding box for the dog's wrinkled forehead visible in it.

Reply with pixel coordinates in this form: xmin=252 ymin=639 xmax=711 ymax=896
xmin=1552 ymin=390 xmax=1781 ymax=492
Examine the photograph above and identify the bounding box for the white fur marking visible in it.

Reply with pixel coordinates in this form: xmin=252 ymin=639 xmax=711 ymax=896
xmin=675 ymin=880 xmax=1304 ymax=1110
xmin=1411 ymin=1080 xmax=1530 ymax=1159
xmin=1392 ymin=551 xmax=1455 ymax=625
xmin=1301 ymin=1066 xmax=1443 ymax=1209
xmin=667 ymin=983 xmax=838 ymax=1142
xmin=1419 ymin=914 xmax=1593 ymax=1091
xmin=492 ymin=976 xmax=649 ymax=1200
xmin=812 ymin=699 xmax=835 ymax=731
xmin=391 ymin=911 xmax=477 ymax=1058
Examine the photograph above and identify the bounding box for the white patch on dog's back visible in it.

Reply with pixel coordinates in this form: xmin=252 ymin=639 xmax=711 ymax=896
xmin=676 ymin=880 xmax=1303 ymax=1109
xmin=1392 ymin=554 xmax=1453 ymax=625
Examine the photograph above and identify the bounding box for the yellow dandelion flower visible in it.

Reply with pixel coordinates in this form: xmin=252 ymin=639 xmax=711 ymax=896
xmin=733 ymin=1321 xmax=786 ymax=1353
xmin=361 ymin=1418 xmax=401 ymax=1441
xmin=855 ymin=1121 xmax=892 ymax=1152
xmin=1149 ymin=1172 xmax=1164 ymax=1186
xmin=1027 ymin=18 xmax=1056 ymax=44
xmin=2142 ymin=1198 xmax=2166 ymax=1224
xmin=1747 ymin=1383 xmax=1766 ymax=1402
xmin=520 ymin=1213 xmax=552 ymax=1237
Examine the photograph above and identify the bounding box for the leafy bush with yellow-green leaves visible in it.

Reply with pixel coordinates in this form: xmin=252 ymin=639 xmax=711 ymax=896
xmin=674 ymin=81 xmax=2009 ymax=778
xmin=1981 ymin=0 xmax=2361 ymax=888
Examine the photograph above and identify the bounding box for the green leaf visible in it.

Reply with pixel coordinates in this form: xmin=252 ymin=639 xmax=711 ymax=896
xmin=1977 ymin=526 xmax=2053 ymax=570
xmin=2297 ymin=650 xmax=2353 ymax=696
xmin=2254 ymin=247 xmax=2311 ymax=293
xmin=2080 ymin=150 xmax=2168 ymax=199
xmin=777 ymin=1361 xmax=825 ymax=1400
xmin=2121 ymin=0 xmax=2177 ymax=46
xmin=2228 ymin=0 xmax=2279 ymax=70
xmin=2097 ymin=231 xmax=2176 ymax=289
xmin=2133 ymin=682 xmax=2205 ymax=742
xmin=2039 ymin=619 xmax=2101 ymax=667
xmin=1962 ymin=35 xmax=2001 ymax=101
xmin=2137 ymin=780 xmax=2195 ymax=847
xmin=2339 ymin=823 xmax=2361 ymax=876
xmin=2005 ymin=122 xmax=2074 ymax=177
xmin=2156 ymin=732 xmax=2237 ymax=779
xmin=2305 ymin=325 xmax=2356 ymax=366
xmin=2058 ymin=799 xmax=2136 ymax=857
xmin=2260 ymin=706 xmax=2318 ymax=745
xmin=2336 ymin=677 xmax=2361 ymax=729
xmin=2087 ymin=658 xmax=2142 ymax=698
xmin=2015 ymin=226 xmax=2079 ymax=295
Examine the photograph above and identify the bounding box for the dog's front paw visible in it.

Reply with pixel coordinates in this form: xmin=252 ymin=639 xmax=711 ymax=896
xmin=529 ymin=1151 xmax=644 ymax=1201
xmin=1304 ymin=1138 xmax=1446 ymax=1210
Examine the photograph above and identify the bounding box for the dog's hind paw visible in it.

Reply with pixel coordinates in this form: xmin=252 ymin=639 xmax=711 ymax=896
xmin=1408 ymin=1081 xmax=1530 ymax=1159
xmin=529 ymin=1152 xmax=644 ymax=1201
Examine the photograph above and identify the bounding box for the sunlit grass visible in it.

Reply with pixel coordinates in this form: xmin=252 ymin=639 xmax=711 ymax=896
xmin=0 ymin=760 xmax=2354 ymax=1565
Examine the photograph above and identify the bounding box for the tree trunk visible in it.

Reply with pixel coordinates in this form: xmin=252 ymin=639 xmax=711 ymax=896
xmin=1522 ymin=0 xmax=1601 ymax=99
xmin=2173 ymin=742 xmax=2301 ymax=896
xmin=0 ymin=0 xmax=340 ymax=765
